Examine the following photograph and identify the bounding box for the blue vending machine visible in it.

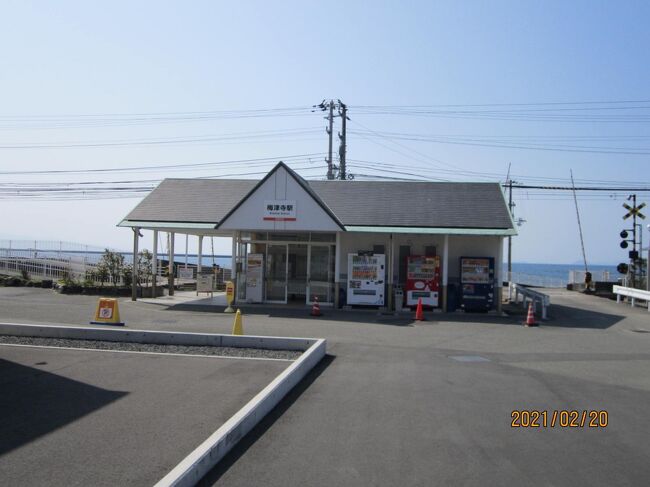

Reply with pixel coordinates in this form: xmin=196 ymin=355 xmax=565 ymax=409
xmin=460 ymin=257 xmax=495 ymax=311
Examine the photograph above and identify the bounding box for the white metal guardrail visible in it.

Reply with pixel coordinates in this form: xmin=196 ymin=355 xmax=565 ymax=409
xmin=613 ymin=285 xmax=650 ymax=312
xmin=509 ymin=282 xmax=551 ymax=320
xmin=569 ymin=270 xmax=614 ymax=285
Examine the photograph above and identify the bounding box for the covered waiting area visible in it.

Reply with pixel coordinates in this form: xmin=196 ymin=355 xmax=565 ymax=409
xmin=119 ymin=162 xmax=515 ymax=312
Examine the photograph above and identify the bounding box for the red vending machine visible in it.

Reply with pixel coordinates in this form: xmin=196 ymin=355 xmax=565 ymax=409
xmin=406 ymin=256 xmax=441 ymax=307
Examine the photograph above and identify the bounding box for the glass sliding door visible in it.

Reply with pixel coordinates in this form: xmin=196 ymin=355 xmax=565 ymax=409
xmin=288 ymin=244 xmax=308 ymax=302
xmin=265 ymin=244 xmax=287 ymax=303
xmin=308 ymin=244 xmax=334 ymax=304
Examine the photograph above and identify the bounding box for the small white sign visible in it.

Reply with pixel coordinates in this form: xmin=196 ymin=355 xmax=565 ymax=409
xmin=197 ymin=275 xmax=213 ymax=293
xmin=263 ymin=200 xmax=296 ymax=221
xmin=99 ymin=308 xmax=113 ymax=319
xmin=179 ymin=267 xmax=194 ymax=280
xmin=246 ymin=253 xmax=264 ymax=303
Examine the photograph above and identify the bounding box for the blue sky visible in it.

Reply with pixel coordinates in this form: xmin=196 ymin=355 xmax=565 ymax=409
xmin=1 ymin=1 xmax=649 ymax=264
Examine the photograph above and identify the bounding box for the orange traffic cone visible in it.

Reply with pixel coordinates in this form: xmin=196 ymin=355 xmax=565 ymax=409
xmin=415 ymin=297 xmax=425 ymax=321
xmin=311 ymin=296 xmax=322 ymax=317
xmin=524 ymin=301 xmax=537 ymax=327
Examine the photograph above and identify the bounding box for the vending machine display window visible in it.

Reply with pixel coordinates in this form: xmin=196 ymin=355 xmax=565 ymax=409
xmin=460 ymin=257 xmax=495 ymax=311
xmin=405 ymin=256 xmax=440 ymax=307
xmin=347 ymin=254 xmax=385 ymax=306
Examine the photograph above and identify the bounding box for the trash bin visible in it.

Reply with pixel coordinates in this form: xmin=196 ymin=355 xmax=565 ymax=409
xmin=394 ymin=286 xmax=404 ymax=312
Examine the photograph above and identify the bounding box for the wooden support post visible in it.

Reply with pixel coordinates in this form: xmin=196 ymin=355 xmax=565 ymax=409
xmin=168 ymin=232 xmax=175 ymax=296
xmin=152 ymin=230 xmax=158 ymax=299
xmin=442 ymin=234 xmax=449 ymax=311
xmin=131 ymin=227 xmax=139 ymax=301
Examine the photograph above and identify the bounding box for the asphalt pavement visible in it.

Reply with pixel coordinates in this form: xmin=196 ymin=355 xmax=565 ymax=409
xmin=0 ymin=343 xmax=288 ymax=486
xmin=1 ymin=287 xmax=649 ymax=486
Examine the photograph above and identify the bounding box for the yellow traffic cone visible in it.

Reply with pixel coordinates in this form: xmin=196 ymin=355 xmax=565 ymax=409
xmin=232 ymin=309 xmax=243 ymax=335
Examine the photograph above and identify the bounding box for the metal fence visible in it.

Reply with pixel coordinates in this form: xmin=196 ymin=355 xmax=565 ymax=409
xmin=508 ymin=270 xmax=619 ymax=289
xmin=508 ymin=272 xmax=567 ymax=288
xmin=0 ymin=240 xmax=232 ymax=287
xmin=568 ymin=270 xmax=616 ymax=285
xmin=0 ymin=240 xmax=109 ymax=281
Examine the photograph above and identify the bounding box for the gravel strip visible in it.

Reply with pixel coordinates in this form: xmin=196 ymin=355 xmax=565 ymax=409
xmin=0 ymin=335 xmax=301 ymax=360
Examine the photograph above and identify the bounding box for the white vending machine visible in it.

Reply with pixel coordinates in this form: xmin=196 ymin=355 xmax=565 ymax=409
xmin=347 ymin=253 xmax=385 ymax=306
xmin=245 ymin=253 xmax=264 ymax=303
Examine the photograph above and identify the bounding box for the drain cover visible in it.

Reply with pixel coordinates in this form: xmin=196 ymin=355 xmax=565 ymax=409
xmin=449 ymin=355 xmax=490 ymax=363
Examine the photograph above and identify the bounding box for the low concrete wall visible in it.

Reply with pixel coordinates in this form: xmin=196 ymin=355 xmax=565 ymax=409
xmin=0 ymin=323 xmax=316 ymax=351
xmin=0 ymin=322 xmax=326 ymax=487
xmin=155 ymin=337 xmax=326 ymax=487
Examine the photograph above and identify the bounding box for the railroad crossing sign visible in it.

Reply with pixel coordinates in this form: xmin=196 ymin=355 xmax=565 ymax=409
xmin=622 ymin=202 xmax=646 ymax=220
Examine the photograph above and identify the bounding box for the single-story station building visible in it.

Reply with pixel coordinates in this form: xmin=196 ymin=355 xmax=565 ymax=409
xmin=119 ymin=162 xmax=516 ymax=312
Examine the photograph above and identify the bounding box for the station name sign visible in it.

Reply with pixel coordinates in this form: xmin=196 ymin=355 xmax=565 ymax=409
xmin=263 ymin=200 xmax=297 ymax=221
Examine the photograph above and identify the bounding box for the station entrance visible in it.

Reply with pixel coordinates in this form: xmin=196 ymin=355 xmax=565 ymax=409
xmin=237 ymin=232 xmax=335 ymax=305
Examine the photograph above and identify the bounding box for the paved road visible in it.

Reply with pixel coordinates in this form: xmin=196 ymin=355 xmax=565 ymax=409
xmin=1 ymin=287 xmax=649 ymax=486
xmin=0 ymin=343 xmax=288 ymax=486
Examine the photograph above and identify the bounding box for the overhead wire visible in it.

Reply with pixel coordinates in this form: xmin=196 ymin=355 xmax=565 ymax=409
xmin=0 ymin=152 xmax=326 ymax=175
xmin=0 ymin=127 xmax=323 ymax=150
xmin=349 ymin=129 xmax=650 ymax=156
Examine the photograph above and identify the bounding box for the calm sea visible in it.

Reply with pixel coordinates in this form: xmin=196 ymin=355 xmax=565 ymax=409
xmin=8 ymin=245 xmax=621 ymax=288
xmin=505 ymin=262 xmax=619 ymax=287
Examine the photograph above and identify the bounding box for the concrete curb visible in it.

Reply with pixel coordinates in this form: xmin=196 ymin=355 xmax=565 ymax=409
xmin=0 ymin=322 xmax=315 ymax=351
xmin=155 ymin=337 xmax=326 ymax=487
xmin=0 ymin=322 xmax=326 ymax=486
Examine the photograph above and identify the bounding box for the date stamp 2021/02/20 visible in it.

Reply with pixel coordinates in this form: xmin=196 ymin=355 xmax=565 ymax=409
xmin=511 ymin=410 xmax=608 ymax=428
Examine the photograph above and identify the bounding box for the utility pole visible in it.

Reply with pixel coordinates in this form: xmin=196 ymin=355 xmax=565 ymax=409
xmin=315 ymin=99 xmax=349 ymax=180
xmin=570 ymin=170 xmax=589 ymax=281
xmin=507 ymin=178 xmax=514 ymax=285
xmin=326 ymin=101 xmax=334 ymax=180
xmin=338 ymin=100 xmax=348 ymax=180
xmin=313 ymin=100 xmax=335 ymax=179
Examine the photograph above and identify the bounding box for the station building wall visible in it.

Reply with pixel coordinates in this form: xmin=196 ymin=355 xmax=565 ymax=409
xmin=447 ymin=235 xmax=503 ymax=285
xmin=218 ymin=165 xmax=341 ymax=232
xmin=338 ymin=232 xmax=502 ymax=290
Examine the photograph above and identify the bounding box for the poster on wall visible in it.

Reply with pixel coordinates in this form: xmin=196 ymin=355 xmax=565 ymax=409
xmin=405 ymin=256 xmax=440 ymax=307
xmin=347 ymin=254 xmax=385 ymax=306
xmin=246 ymin=253 xmax=264 ymax=303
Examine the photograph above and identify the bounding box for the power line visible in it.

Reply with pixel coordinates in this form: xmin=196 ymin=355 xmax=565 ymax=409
xmin=510 ymin=184 xmax=650 ymax=191
xmin=0 ymin=127 xmax=322 ymax=150
xmin=349 ymin=129 xmax=650 ymax=156
xmin=0 ymin=152 xmax=325 ymax=175
xmin=351 ymin=100 xmax=650 ymax=123
xmin=352 ymin=99 xmax=650 ymax=108
xmin=0 ymin=164 xmax=329 ymax=200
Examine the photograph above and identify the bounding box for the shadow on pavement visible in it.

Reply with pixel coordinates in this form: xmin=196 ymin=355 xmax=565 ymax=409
xmin=0 ymin=359 xmax=128 ymax=456
xmin=198 ymin=354 xmax=336 ymax=486
xmin=546 ymin=304 xmax=626 ymax=329
xmin=167 ymin=303 xmax=416 ymax=326
xmin=503 ymin=303 xmax=625 ymax=329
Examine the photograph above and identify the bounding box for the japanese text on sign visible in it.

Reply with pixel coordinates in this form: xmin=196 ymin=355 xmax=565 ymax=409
xmin=263 ymin=200 xmax=297 ymax=221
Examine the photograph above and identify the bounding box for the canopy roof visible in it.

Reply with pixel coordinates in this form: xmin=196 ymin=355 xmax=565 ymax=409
xmin=119 ymin=162 xmax=516 ymax=235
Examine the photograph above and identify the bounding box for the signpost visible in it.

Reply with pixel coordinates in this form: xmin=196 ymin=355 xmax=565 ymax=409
xmin=196 ymin=274 xmax=213 ymax=297
xmin=621 ymin=196 xmax=646 ymax=287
